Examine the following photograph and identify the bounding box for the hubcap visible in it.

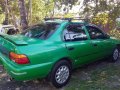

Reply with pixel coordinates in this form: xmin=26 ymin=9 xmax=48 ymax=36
xmin=55 ymin=65 xmax=69 ymax=84
xmin=113 ymin=49 xmax=119 ymax=60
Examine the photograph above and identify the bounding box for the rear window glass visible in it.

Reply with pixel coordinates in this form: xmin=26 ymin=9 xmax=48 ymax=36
xmin=21 ymin=23 xmax=60 ymax=40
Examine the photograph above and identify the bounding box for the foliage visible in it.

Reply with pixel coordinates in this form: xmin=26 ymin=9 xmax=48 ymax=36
xmin=0 ymin=6 xmax=5 ymax=24
xmin=83 ymin=0 xmax=120 ymax=29
xmin=30 ymin=0 xmax=54 ymax=24
xmin=91 ymin=12 xmax=114 ymax=29
xmin=91 ymin=13 xmax=109 ymax=25
xmin=116 ymin=18 xmax=120 ymax=29
xmin=109 ymin=29 xmax=120 ymax=39
xmin=64 ymin=13 xmax=74 ymax=18
xmin=53 ymin=0 xmax=78 ymax=15
xmin=0 ymin=0 xmax=5 ymax=24
xmin=0 ymin=0 xmax=120 ymax=30
xmin=0 ymin=14 xmax=5 ymax=24
xmin=0 ymin=0 xmax=55 ymax=30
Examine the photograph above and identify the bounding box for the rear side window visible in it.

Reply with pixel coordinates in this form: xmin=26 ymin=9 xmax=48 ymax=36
xmin=63 ymin=24 xmax=88 ymax=41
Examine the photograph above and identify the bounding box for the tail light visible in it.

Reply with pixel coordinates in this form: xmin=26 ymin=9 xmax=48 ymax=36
xmin=9 ymin=52 xmax=29 ymax=64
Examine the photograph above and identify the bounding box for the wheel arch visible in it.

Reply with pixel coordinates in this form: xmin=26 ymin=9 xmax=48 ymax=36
xmin=116 ymin=44 xmax=120 ymax=50
xmin=53 ymin=57 xmax=73 ymax=69
xmin=46 ymin=57 xmax=73 ymax=81
xmin=58 ymin=57 xmax=73 ymax=67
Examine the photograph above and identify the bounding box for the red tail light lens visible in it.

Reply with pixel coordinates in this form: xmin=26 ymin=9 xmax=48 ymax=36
xmin=9 ymin=52 xmax=29 ymax=64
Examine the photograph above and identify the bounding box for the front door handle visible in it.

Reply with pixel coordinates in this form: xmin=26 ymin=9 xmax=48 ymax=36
xmin=67 ymin=47 xmax=75 ymax=50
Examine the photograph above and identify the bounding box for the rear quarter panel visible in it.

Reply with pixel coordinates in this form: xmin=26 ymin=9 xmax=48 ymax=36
xmin=16 ymin=40 xmax=70 ymax=74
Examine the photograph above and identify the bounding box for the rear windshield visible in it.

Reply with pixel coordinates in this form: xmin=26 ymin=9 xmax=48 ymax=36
xmin=21 ymin=23 xmax=60 ymax=40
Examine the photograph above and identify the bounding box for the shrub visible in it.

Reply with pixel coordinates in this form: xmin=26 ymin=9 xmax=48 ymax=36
xmin=108 ymin=29 xmax=120 ymax=39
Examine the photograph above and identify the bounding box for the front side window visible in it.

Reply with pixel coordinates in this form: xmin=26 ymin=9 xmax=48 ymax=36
xmin=21 ymin=23 xmax=60 ymax=40
xmin=86 ymin=26 xmax=105 ymax=39
xmin=63 ymin=24 xmax=88 ymax=41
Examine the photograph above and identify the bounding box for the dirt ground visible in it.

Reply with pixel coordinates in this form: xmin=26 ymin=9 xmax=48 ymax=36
xmin=0 ymin=59 xmax=120 ymax=90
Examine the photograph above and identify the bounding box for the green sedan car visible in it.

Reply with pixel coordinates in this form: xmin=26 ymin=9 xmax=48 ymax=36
xmin=0 ymin=18 xmax=120 ymax=88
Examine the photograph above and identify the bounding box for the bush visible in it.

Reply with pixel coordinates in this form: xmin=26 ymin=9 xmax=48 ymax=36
xmin=108 ymin=29 xmax=120 ymax=39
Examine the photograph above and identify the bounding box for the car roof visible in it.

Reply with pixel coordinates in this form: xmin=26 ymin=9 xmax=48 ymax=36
xmin=45 ymin=20 xmax=68 ymax=24
xmin=44 ymin=18 xmax=90 ymax=25
xmin=45 ymin=20 xmax=87 ymax=25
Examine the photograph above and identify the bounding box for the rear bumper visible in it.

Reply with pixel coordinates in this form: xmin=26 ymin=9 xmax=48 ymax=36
xmin=0 ymin=52 xmax=53 ymax=81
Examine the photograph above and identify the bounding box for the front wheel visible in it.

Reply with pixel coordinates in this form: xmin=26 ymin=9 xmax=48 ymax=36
xmin=111 ymin=47 xmax=120 ymax=62
xmin=50 ymin=60 xmax=72 ymax=88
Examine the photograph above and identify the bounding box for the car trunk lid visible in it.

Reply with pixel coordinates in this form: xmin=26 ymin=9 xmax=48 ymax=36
xmin=0 ymin=34 xmax=42 ymax=55
xmin=0 ymin=34 xmax=28 ymax=46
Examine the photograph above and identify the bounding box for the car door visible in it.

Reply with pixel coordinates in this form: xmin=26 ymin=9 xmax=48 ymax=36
xmin=63 ymin=23 xmax=101 ymax=67
xmin=86 ymin=25 xmax=113 ymax=58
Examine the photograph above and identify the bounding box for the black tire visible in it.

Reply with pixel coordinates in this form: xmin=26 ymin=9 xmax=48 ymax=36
xmin=110 ymin=47 xmax=120 ymax=62
xmin=50 ymin=60 xmax=72 ymax=88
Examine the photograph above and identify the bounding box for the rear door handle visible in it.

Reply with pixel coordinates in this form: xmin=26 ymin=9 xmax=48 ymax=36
xmin=67 ymin=47 xmax=75 ymax=50
xmin=93 ymin=44 xmax=98 ymax=47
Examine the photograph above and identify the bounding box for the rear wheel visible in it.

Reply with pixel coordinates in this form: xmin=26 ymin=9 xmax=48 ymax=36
xmin=50 ymin=60 xmax=71 ymax=88
xmin=111 ymin=47 xmax=120 ymax=62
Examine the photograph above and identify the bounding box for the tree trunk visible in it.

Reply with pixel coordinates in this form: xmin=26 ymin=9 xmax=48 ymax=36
xmin=18 ymin=0 xmax=28 ymax=30
xmin=29 ymin=0 xmax=32 ymax=25
xmin=3 ymin=0 xmax=9 ymax=25
xmin=51 ymin=1 xmax=55 ymax=17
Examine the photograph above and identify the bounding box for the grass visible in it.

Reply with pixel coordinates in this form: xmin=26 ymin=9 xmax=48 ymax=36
xmin=64 ymin=60 xmax=120 ymax=90
xmin=0 ymin=59 xmax=120 ymax=90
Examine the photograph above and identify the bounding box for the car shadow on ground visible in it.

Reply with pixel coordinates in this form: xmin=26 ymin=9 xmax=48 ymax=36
xmin=0 ymin=58 xmax=120 ymax=90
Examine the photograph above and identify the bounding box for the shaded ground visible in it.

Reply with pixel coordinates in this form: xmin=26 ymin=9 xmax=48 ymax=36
xmin=0 ymin=59 xmax=120 ymax=90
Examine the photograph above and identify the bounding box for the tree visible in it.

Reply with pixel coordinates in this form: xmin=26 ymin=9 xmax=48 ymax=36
xmin=52 ymin=0 xmax=78 ymax=16
xmin=3 ymin=0 xmax=9 ymax=25
xmin=0 ymin=0 xmax=55 ymax=29
xmin=82 ymin=0 xmax=120 ymax=29
xmin=28 ymin=0 xmax=54 ymax=24
xmin=18 ymin=0 xmax=28 ymax=30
